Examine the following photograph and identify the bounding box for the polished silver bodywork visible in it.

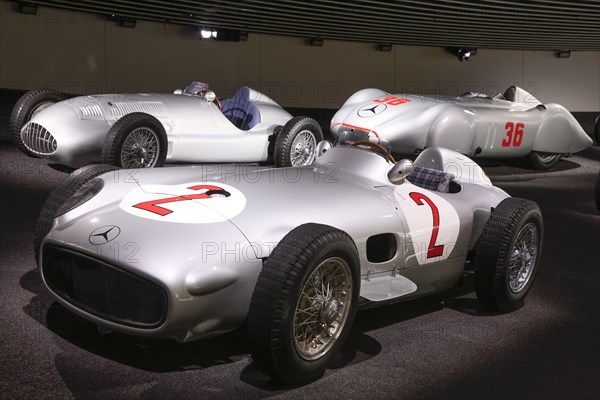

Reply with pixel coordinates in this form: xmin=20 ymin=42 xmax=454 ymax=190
xmin=40 ymin=145 xmax=509 ymax=342
xmin=21 ymin=88 xmax=292 ymax=167
xmin=331 ymin=87 xmax=592 ymax=158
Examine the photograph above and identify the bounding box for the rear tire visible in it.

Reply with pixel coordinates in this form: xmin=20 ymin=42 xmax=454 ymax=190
xmin=247 ymin=223 xmax=359 ymax=384
xmin=274 ymin=117 xmax=323 ymax=167
xmin=102 ymin=112 xmax=168 ymax=168
xmin=527 ymin=151 xmax=561 ymax=170
xmin=474 ymin=198 xmax=543 ymax=312
xmin=10 ymin=88 xmax=67 ymax=158
xmin=34 ymin=164 xmax=120 ymax=263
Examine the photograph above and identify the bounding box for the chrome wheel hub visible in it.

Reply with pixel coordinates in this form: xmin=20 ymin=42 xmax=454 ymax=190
xmin=290 ymin=130 xmax=317 ymax=166
xmin=293 ymin=257 xmax=352 ymax=361
xmin=508 ymin=222 xmax=539 ymax=293
xmin=120 ymin=127 xmax=160 ymax=168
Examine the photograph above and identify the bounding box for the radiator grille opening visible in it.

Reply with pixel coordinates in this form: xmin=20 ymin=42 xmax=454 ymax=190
xmin=21 ymin=123 xmax=57 ymax=155
xmin=41 ymin=245 xmax=168 ymax=329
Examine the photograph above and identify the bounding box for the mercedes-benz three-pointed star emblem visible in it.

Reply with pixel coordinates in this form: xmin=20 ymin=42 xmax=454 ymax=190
xmin=89 ymin=225 xmax=121 ymax=245
xmin=357 ymin=103 xmax=387 ymax=118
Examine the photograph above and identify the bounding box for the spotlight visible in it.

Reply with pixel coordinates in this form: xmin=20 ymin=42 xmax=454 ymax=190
xmin=18 ymin=2 xmax=37 ymax=15
xmin=446 ymin=47 xmax=476 ymax=62
xmin=376 ymin=43 xmax=393 ymax=52
xmin=200 ymin=28 xmax=217 ymax=39
xmin=307 ymin=37 xmax=324 ymax=47
xmin=554 ymin=50 xmax=571 ymax=58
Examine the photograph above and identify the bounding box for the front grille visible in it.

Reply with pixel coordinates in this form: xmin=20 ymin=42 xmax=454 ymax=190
xmin=42 ymin=245 xmax=168 ymax=329
xmin=21 ymin=123 xmax=57 ymax=155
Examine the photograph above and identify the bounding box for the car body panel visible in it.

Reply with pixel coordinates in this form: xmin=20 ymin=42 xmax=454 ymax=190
xmin=40 ymin=145 xmax=509 ymax=341
xmin=331 ymin=87 xmax=592 ymax=158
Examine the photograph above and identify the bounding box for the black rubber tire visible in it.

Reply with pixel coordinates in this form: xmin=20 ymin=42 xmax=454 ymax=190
xmin=102 ymin=112 xmax=168 ymax=168
xmin=595 ymin=171 xmax=600 ymax=213
xmin=34 ymin=164 xmax=120 ymax=263
xmin=274 ymin=116 xmax=323 ymax=167
xmin=474 ymin=198 xmax=544 ymax=313
xmin=10 ymin=88 xmax=67 ymax=158
xmin=247 ymin=223 xmax=360 ymax=384
xmin=527 ymin=151 xmax=562 ymax=170
xmin=593 ymin=114 xmax=600 ymax=146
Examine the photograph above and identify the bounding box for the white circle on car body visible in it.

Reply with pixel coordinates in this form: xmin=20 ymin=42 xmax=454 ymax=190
xmin=119 ymin=182 xmax=246 ymax=223
xmin=394 ymin=183 xmax=460 ymax=265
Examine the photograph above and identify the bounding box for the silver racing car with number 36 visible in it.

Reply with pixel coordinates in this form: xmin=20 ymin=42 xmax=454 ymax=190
xmin=331 ymin=85 xmax=592 ymax=169
xmin=11 ymin=82 xmax=323 ymax=169
xmin=36 ymin=131 xmax=543 ymax=384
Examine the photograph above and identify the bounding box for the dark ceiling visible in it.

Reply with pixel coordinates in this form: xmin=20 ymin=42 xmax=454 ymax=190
xmin=24 ymin=0 xmax=600 ymax=50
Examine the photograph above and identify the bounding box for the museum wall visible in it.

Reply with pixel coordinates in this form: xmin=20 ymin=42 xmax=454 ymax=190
xmin=1 ymin=1 xmax=599 ymax=115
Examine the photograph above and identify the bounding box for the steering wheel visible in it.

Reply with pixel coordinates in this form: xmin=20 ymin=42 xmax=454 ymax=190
xmin=197 ymin=88 xmax=222 ymax=112
xmin=350 ymin=140 xmax=396 ymax=163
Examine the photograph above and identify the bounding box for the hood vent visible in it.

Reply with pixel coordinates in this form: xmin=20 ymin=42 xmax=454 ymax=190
xmin=79 ymin=105 xmax=104 ymax=117
xmin=110 ymin=102 xmax=168 ymax=119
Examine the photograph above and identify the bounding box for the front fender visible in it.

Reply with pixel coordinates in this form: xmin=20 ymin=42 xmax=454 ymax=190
xmin=427 ymin=105 xmax=476 ymax=155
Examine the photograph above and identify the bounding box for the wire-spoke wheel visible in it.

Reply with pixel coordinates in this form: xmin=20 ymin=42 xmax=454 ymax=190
xmin=274 ymin=116 xmax=323 ymax=167
xmin=474 ymin=197 xmax=544 ymax=312
xmin=290 ymin=130 xmax=317 ymax=167
xmin=247 ymin=223 xmax=359 ymax=384
xmin=103 ymin=112 xmax=167 ymax=168
xmin=293 ymin=257 xmax=353 ymax=361
xmin=120 ymin=127 xmax=160 ymax=168
xmin=508 ymin=223 xmax=539 ymax=293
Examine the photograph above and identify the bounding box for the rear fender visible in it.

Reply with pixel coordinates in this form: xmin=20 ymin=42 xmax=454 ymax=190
xmin=532 ymin=105 xmax=593 ymax=153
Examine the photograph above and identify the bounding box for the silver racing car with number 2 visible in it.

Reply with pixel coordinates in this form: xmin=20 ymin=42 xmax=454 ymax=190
xmin=10 ymin=82 xmax=323 ymax=169
xmin=36 ymin=131 xmax=543 ymax=384
xmin=331 ymin=85 xmax=592 ymax=169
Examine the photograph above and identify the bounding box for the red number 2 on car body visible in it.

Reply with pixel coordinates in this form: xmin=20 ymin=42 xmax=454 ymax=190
xmin=374 ymin=96 xmax=411 ymax=106
xmin=502 ymin=122 xmax=525 ymax=147
xmin=409 ymin=192 xmax=444 ymax=258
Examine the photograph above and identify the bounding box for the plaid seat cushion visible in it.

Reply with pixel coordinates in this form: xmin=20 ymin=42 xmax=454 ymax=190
xmin=407 ymin=165 xmax=455 ymax=193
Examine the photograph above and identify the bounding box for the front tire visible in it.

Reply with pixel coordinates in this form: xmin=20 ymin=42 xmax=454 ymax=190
xmin=247 ymin=223 xmax=360 ymax=384
xmin=474 ymin=198 xmax=544 ymax=313
xmin=34 ymin=164 xmax=120 ymax=263
xmin=274 ymin=117 xmax=323 ymax=167
xmin=102 ymin=112 xmax=167 ymax=168
xmin=528 ymin=151 xmax=562 ymax=170
xmin=10 ymin=88 xmax=67 ymax=158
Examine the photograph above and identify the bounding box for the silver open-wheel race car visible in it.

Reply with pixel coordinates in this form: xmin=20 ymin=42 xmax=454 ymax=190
xmin=331 ymin=85 xmax=592 ymax=169
xmin=35 ymin=131 xmax=544 ymax=384
xmin=10 ymin=82 xmax=323 ymax=169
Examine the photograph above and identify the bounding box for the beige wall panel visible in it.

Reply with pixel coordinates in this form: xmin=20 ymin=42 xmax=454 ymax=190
xmin=260 ymin=35 xmax=395 ymax=108
xmin=104 ymin=20 xmax=261 ymax=96
xmin=395 ymin=45 xmax=524 ymax=98
xmin=0 ymin=1 xmax=106 ymax=93
xmin=523 ymin=50 xmax=600 ymax=111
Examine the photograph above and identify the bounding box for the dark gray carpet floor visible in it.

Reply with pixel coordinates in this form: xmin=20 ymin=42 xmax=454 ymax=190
xmin=1 ymin=142 xmax=599 ymax=400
